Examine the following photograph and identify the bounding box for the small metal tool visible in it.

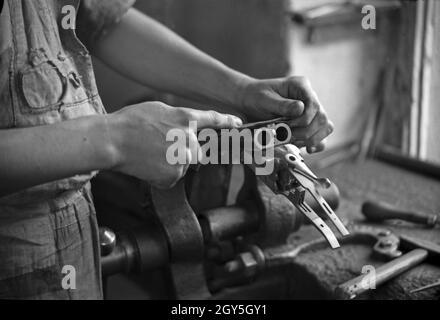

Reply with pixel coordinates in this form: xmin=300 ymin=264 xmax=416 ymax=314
xmin=335 ymin=233 xmax=440 ymax=299
xmin=283 ymin=145 xmax=349 ymax=237
xmin=336 ymin=249 xmax=428 ymax=299
xmin=247 ymin=144 xmax=349 ymax=249
xmin=266 ymin=225 xmax=402 ymax=268
xmin=210 ymin=225 xmax=399 ymax=291
xmin=410 ymin=279 xmax=440 ymax=293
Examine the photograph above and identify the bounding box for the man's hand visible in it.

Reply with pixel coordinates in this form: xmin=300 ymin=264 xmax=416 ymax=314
xmin=240 ymin=76 xmax=334 ymax=153
xmin=107 ymin=102 xmax=242 ymax=189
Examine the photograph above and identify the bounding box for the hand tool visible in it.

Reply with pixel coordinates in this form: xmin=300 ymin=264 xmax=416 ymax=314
xmin=335 ymin=233 xmax=440 ymax=299
xmin=209 ymin=225 xmax=399 ymax=291
xmin=362 ymin=200 xmax=439 ymax=227
xmin=214 ymin=117 xmax=348 ymax=249
xmin=265 ymin=224 xmax=401 ymax=266
xmin=410 ymin=279 xmax=440 ymax=293
xmin=247 ymin=144 xmax=349 ymax=249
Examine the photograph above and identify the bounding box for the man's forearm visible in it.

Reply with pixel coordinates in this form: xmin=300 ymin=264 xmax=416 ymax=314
xmin=0 ymin=115 xmax=116 ymax=197
xmin=93 ymin=8 xmax=252 ymax=110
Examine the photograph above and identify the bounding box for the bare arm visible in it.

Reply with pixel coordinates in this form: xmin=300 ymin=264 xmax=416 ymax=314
xmin=93 ymin=8 xmax=251 ymax=110
xmin=0 ymin=115 xmax=115 ymax=197
xmin=92 ymin=9 xmax=334 ymax=152
xmin=0 ymin=102 xmax=241 ymax=197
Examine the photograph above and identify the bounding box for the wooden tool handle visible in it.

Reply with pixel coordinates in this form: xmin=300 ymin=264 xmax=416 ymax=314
xmin=335 ymin=249 xmax=428 ymax=299
xmin=362 ymin=201 xmax=437 ymax=227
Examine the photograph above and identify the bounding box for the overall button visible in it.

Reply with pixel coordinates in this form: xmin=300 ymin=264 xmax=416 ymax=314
xmin=57 ymin=52 xmax=67 ymax=61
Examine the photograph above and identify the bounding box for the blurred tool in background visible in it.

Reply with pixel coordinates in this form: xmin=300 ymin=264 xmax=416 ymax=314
xmin=362 ymin=200 xmax=439 ymax=227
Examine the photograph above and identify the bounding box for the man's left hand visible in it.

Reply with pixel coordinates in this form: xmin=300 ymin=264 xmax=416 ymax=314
xmin=239 ymin=76 xmax=333 ymax=153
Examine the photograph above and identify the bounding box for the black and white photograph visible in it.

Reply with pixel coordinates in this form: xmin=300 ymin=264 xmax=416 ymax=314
xmin=0 ymin=0 xmax=439 ymax=307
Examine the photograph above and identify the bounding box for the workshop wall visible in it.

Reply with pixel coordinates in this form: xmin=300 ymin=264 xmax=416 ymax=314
xmin=288 ymin=0 xmax=398 ymax=149
xmin=425 ymin=1 xmax=440 ymax=163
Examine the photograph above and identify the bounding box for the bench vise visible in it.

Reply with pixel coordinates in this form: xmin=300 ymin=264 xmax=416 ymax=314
xmin=97 ymin=120 xmax=346 ymax=299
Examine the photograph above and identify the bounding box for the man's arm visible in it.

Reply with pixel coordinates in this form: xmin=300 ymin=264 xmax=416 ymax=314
xmin=0 ymin=115 xmax=115 ymax=197
xmin=92 ymin=8 xmax=333 ymax=152
xmin=0 ymin=102 xmax=240 ymax=197
xmin=93 ymin=8 xmax=250 ymax=111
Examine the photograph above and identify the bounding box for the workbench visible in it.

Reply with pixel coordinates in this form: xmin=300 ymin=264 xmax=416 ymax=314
xmin=96 ymin=158 xmax=440 ymax=300
xmin=284 ymin=159 xmax=440 ymax=299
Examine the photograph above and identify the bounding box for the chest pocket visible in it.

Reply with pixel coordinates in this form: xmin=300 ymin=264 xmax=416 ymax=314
xmin=18 ymin=55 xmax=92 ymax=115
xmin=14 ymin=0 xmax=99 ymax=118
xmin=21 ymin=61 xmax=65 ymax=111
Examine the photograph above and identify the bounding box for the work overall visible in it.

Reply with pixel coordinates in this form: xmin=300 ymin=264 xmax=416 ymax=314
xmin=0 ymin=0 xmax=133 ymax=299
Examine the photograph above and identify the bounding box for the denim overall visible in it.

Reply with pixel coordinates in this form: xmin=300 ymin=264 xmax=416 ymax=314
xmin=0 ymin=0 xmax=134 ymax=299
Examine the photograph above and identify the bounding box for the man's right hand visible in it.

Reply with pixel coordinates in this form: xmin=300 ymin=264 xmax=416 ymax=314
xmin=106 ymin=101 xmax=242 ymax=189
